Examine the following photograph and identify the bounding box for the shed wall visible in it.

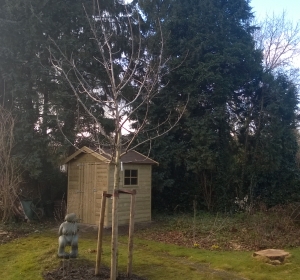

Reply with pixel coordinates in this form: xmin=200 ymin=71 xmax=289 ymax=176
xmin=67 ymin=153 xmax=108 ymax=225
xmin=105 ymin=164 xmax=152 ymax=227
xmin=66 ymin=152 xmax=152 ymax=227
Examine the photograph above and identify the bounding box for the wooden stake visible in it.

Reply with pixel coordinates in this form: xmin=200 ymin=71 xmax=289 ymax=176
xmin=193 ymin=197 xmax=197 ymax=244
xmin=127 ymin=190 xmax=136 ymax=277
xmin=110 ymin=189 xmax=119 ymax=280
xmin=95 ymin=191 xmax=107 ymax=275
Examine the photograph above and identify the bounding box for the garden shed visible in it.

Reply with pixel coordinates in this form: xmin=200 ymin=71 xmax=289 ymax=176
xmin=64 ymin=146 xmax=158 ymax=227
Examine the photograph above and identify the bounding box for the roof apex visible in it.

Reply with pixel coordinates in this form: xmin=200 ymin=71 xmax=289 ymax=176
xmin=63 ymin=146 xmax=110 ymax=164
xmin=64 ymin=146 xmax=159 ymax=165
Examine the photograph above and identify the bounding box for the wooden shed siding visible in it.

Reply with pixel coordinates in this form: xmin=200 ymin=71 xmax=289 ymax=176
xmin=67 ymin=153 xmax=110 ymax=224
xmin=102 ymin=163 xmax=152 ymax=226
xmin=67 ymin=161 xmax=80 ymax=216
xmin=66 ymin=149 xmax=153 ymax=227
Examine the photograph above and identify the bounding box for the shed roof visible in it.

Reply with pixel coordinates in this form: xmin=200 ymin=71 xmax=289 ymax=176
xmin=64 ymin=146 xmax=159 ymax=165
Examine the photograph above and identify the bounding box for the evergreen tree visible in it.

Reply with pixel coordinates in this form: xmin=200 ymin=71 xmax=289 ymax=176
xmin=0 ymin=0 xmax=120 ymax=197
xmin=241 ymin=72 xmax=299 ymax=206
xmin=138 ymin=0 xmax=264 ymax=211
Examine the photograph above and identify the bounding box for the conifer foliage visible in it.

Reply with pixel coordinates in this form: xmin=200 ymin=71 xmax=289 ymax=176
xmin=138 ymin=0 xmax=299 ymax=211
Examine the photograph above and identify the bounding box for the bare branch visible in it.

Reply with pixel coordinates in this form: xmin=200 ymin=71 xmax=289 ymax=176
xmin=0 ymin=106 xmax=22 ymax=222
xmin=254 ymin=11 xmax=300 ymax=72
xmin=48 ymin=2 xmax=187 ymax=279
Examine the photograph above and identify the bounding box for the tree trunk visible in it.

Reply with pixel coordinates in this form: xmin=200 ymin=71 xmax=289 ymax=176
xmin=111 ymin=128 xmax=121 ymax=280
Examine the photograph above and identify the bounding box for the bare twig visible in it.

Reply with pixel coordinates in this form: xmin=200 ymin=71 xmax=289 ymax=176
xmin=254 ymin=11 xmax=300 ymax=73
xmin=0 ymin=106 xmax=22 ymax=222
xmin=48 ymin=2 xmax=187 ymax=279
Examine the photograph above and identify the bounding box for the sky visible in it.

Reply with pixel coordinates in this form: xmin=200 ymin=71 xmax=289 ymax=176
xmin=250 ymin=0 xmax=300 ymax=69
xmin=250 ymin=0 xmax=300 ymax=22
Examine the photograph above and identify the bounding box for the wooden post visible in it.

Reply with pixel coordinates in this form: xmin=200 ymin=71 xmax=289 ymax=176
xmin=95 ymin=191 xmax=108 ymax=275
xmin=193 ymin=198 xmax=197 ymax=244
xmin=110 ymin=189 xmax=119 ymax=280
xmin=127 ymin=190 xmax=136 ymax=277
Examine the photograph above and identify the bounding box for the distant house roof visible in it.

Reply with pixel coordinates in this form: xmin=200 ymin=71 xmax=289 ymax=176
xmin=64 ymin=146 xmax=159 ymax=165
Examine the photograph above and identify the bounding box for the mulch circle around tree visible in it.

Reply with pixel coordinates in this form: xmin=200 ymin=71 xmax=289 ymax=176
xmin=43 ymin=260 xmax=147 ymax=280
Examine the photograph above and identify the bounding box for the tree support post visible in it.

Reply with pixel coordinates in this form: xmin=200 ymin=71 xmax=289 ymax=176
xmin=95 ymin=191 xmax=111 ymax=276
xmin=127 ymin=189 xmax=136 ymax=277
xmin=110 ymin=189 xmax=119 ymax=280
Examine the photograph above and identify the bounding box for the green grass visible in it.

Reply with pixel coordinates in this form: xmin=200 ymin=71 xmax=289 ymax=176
xmin=127 ymin=237 xmax=300 ymax=280
xmin=1 ymin=227 xmax=300 ymax=280
xmin=143 ymin=209 xmax=300 ymax=251
xmin=0 ymin=232 xmax=55 ymax=280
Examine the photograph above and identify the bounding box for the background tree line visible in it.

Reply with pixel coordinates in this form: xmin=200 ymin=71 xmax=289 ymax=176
xmin=0 ymin=0 xmax=299 ymax=219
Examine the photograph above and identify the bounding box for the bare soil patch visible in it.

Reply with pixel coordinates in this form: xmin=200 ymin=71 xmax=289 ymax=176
xmin=0 ymin=229 xmax=27 ymax=244
xmin=43 ymin=260 xmax=146 ymax=280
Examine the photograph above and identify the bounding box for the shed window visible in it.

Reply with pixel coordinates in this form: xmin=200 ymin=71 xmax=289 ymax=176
xmin=124 ymin=169 xmax=138 ymax=185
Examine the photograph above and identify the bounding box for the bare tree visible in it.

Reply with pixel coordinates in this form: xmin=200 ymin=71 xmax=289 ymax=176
xmin=0 ymin=105 xmax=21 ymax=222
xmin=48 ymin=2 xmax=186 ymax=279
xmin=254 ymin=11 xmax=300 ymax=73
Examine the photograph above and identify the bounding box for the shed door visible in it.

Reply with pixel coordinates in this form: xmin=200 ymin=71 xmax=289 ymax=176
xmin=78 ymin=163 xmax=97 ymax=224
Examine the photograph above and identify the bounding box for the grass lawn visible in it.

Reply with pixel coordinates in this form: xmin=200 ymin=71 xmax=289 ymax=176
xmin=1 ymin=212 xmax=300 ymax=280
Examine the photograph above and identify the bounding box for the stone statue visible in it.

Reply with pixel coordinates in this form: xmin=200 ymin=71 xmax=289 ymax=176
xmin=57 ymin=213 xmax=79 ymax=258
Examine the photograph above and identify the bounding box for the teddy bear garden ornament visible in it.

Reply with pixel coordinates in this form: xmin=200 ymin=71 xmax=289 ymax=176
xmin=57 ymin=213 xmax=79 ymax=258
